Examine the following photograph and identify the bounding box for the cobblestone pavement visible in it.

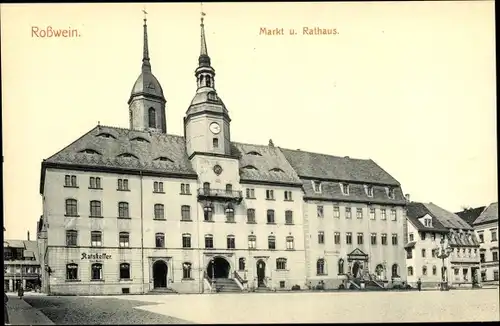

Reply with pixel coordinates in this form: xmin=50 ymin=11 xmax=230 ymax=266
xmin=22 ymin=295 xmax=194 ymax=325
xmin=109 ymin=289 xmax=500 ymax=324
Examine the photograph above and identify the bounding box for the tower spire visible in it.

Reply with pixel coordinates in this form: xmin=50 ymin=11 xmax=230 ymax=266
xmin=142 ymin=8 xmax=151 ymax=72
xmin=199 ymin=4 xmax=211 ymax=67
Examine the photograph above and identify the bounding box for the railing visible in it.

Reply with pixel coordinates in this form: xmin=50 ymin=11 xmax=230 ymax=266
xmin=234 ymin=271 xmax=247 ymax=284
xmin=197 ymin=188 xmax=243 ymax=202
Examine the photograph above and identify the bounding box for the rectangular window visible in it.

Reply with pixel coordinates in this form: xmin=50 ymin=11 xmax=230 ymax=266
xmin=181 ymin=205 xmax=191 ymax=221
xmin=422 ymin=249 xmax=426 ymax=258
xmin=407 ymin=249 xmax=413 ymax=259
xmin=65 ymin=175 xmax=78 ymax=187
xmin=334 ymin=232 xmax=340 ymax=244
xmin=66 ymin=230 xmax=78 ymax=246
xmin=420 ymin=232 xmax=426 ymax=241
xmin=155 ymin=233 xmax=165 ymax=248
xmin=493 ymin=252 xmax=498 ymax=261
xmin=91 ymin=263 xmax=103 ymax=280
xmin=246 ymin=188 xmax=255 ymax=199
xmin=341 ymin=183 xmax=349 ymax=195
xmin=371 ymin=233 xmax=377 ymax=245
xmin=356 ymin=208 xmax=363 ymax=219
xmin=66 ymin=264 xmax=78 ymax=280
xmin=90 ymin=201 xmax=102 ymax=217
xmin=248 ymin=236 xmax=256 ymax=249
xmin=247 ymin=209 xmax=256 ymax=223
xmin=183 ymin=263 xmax=192 ymax=279
xmin=318 ymin=231 xmax=325 ymax=244
xmin=65 ymin=199 xmax=78 ymax=216
xmin=313 ymin=181 xmax=322 ymax=193
xmin=345 ymin=207 xmax=352 ymax=219
xmin=392 ymin=233 xmax=398 ymax=245
xmin=182 ymin=234 xmax=191 ymax=248
xmin=213 ymin=138 xmax=219 ymax=148
xmin=333 ymin=206 xmax=340 ymax=218
xmin=317 ymin=205 xmax=324 ymax=218
xmin=276 ymin=259 xmax=287 ymax=270
xmin=154 ymin=204 xmax=165 ymax=220
xmin=91 ymin=231 xmax=102 ymax=247
xmin=380 ymin=209 xmax=387 ymax=220
xmin=268 ymin=236 xmax=276 ymax=250
xmin=226 ymin=207 xmax=235 ymax=223
xmin=381 ymin=233 xmax=388 ymax=245
xmin=409 ymin=233 xmax=414 ymax=241
xmin=478 ymin=233 xmax=484 ymax=243
xmin=369 ymin=208 xmax=376 ymax=220
xmin=280 ymin=281 xmax=286 ymax=288
xmin=357 ymin=233 xmax=364 ymax=245
xmin=267 ymin=210 xmax=275 ymax=224
xmin=118 ymin=202 xmax=129 ymax=218
xmin=180 ymin=183 xmax=191 ymax=194
xmin=346 ymin=232 xmax=352 ymax=245
xmin=285 ymin=210 xmax=293 ymax=224
xmin=266 ymin=189 xmax=274 ymax=200
xmin=284 ymin=191 xmax=293 ymax=201
xmin=491 ymin=230 xmax=498 ymax=242
xmin=119 ymin=263 xmax=130 ymax=279
xmin=119 ymin=232 xmax=129 ymax=247
xmin=153 ymin=181 xmax=164 ymax=193
xmin=391 ymin=209 xmax=397 ymax=221
xmin=117 ymin=178 xmax=129 ymax=191
xmin=431 ymin=233 xmax=436 ymax=241
xmin=205 ymin=235 xmax=214 ymax=249
xmin=227 ymin=236 xmax=236 ymax=249
xmin=366 ymin=185 xmax=374 ymax=197
xmin=286 ymin=236 xmax=294 ymax=250
xmin=89 ymin=177 xmax=101 ymax=189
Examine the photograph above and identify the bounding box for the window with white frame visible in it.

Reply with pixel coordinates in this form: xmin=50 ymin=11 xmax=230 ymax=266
xmin=366 ymin=185 xmax=373 ymax=197
xmin=312 ymin=181 xmax=322 ymax=193
xmin=91 ymin=263 xmax=103 ymax=280
xmin=248 ymin=235 xmax=256 ymax=249
xmin=91 ymin=231 xmax=102 ymax=247
xmin=356 ymin=208 xmax=363 ymax=219
xmin=345 ymin=207 xmax=352 ymax=219
xmin=369 ymin=208 xmax=376 ymax=220
xmin=341 ymin=183 xmax=349 ymax=195
xmin=286 ymin=236 xmax=294 ymax=250
xmin=333 ymin=206 xmax=340 ymax=218
xmin=317 ymin=205 xmax=324 ymax=218
xmin=276 ymin=258 xmax=287 ymax=270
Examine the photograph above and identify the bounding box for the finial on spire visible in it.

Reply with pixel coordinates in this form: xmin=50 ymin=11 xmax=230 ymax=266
xmin=198 ymin=3 xmax=210 ymax=66
xmin=142 ymin=7 xmax=151 ymax=72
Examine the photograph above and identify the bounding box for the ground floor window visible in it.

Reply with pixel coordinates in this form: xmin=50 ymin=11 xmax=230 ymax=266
xmin=183 ymin=262 xmax=192 ymax=279
xmin=279 ymin=281 xmax=285 ymax=288
xmin=494 ymin=269 xmax=499 ymax=281
xmin=120 ymin=263 xmax=130 ymax=279
xmin=407 ymin=266 xmax=413 ymax=276
xmin=317 ymin=259 xmax=325 ymax=275
xmin=91 ymin=263 xmax=103 ymax=280
xmin=276 ymin=258 xmax=287 ymax=270
xmin=481 ymin=270 xmax=487 ymax=281
xmin=238 ymin=258 xmax=245 ymax=271
xmin=66 ymin=263 xmax=78 ymax=280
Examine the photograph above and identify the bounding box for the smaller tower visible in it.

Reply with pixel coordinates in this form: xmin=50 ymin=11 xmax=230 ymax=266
xmin=128 ymin=12 xmax=167 ymax=133
xmin=184 ymin=11 xmax=231 ymax=158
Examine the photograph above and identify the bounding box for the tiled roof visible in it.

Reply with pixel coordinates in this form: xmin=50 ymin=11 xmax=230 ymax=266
xmin=406 ymin=202 xmax=449 ymax=232
xmin=4 ymin=240 xmax=26 ymax=248
xmin=3 ymin=240 xmax=40 ymax=263
xmin=455 ymin=206 xmax=486 ymax=225
xmin=42 ymin=125 xmax=403 ymax=193
xmin=232 ymin=142 xmax=302 ymax=185
xmin=448 ymin=229 xmax=480 ymax=247
xmin=423 ymin=202 xmax=473 ymax=230
xmin=279 ymin=148 xmax=401 ymax=186
xmin=44 ymin=126 xmax=197 ymax=176
xmin=473 ymin=202 xmax=498 ymax=225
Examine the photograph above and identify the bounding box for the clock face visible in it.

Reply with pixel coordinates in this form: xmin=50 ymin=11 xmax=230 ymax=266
xmin=209 ymin=122 xmax=221 ymax=134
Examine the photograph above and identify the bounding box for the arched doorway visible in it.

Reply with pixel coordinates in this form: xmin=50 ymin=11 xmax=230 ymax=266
xmin=352 ymin=261 xmax=360 ymax=278
xmin=256 ymin=260 xmax=266 ymax=286
xmin=207 ymin=256 xmax=230 ymax=279
xmin=392 ymin=263 xmax=399 ymax=279
xmin=153 ymin=260 xmax=168 ymax=288
xmin=375 ymin=264 xmax=384 ymax=279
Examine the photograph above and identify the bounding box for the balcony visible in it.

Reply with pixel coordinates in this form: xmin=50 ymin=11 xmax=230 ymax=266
xmin=197 ymin=188 xmax=243 ymax=203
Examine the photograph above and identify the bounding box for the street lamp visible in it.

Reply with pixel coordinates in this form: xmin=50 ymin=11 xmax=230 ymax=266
xmin=434 ymin=236 xmax=453 ymax=291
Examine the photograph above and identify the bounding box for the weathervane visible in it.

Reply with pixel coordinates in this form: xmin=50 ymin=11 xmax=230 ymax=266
xmin=200 ymin=2 xmax=206 ymax=24
xmin=142 ymin=6 xmax=148 ymax=22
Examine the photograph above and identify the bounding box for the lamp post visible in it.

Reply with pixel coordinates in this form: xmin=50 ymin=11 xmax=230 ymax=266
xmin=434 ymin=236 xmax=453 ymax=291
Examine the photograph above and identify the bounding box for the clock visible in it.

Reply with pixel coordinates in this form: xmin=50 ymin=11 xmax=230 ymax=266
xmin=213 ymin=165 xmax=223 ymax=176
xmin=209 ymin=122 xmax=221 ymax=134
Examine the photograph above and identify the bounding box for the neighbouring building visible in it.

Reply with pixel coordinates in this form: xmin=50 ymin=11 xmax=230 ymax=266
xmin=4 ymin=232 xmax=42 ymax=292
xmin=38 ymin=13 xmax=408 ymax=295
xmin=472 ymin=202 xmax=498 ymax=283
xmin=405 ymin=202 xmax=481 ymax=288
xmin=455 ymin=206 xmax=486 ymax=226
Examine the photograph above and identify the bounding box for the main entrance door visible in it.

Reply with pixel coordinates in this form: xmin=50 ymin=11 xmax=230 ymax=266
xmin=153 ymin=260 xmax=168 ymax=288
xmin=256 ymin=260 xmax=266 ymax=287
xmin=207 ymin=256 xmax=230 ymax=279
xmin=352 ymin=261 xmax=360 ymax=278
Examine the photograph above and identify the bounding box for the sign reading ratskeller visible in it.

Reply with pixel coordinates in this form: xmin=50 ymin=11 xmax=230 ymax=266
xmin=81 ymin=253 xmax=112 ymax=260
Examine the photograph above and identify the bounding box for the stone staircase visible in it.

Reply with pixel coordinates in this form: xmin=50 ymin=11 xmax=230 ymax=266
xmin=254 ymin=284 xmax=272 ymax=292
xmin=149 ymin=287 xmax=178 ymax=294
xmin=213 ymin=278 xmax=243 ymax=293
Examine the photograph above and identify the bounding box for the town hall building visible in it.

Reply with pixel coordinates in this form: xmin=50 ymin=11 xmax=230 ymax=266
xmin=38 ymin=12 xmax=408 ymax=295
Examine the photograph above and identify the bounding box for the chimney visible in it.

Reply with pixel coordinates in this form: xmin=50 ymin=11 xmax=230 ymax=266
xmin=405 ymin=194 xmax=410 ymax=203
xmin=27 ymin=231 xmax=30 ymax=241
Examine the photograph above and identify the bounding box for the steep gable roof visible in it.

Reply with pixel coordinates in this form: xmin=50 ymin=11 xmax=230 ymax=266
xmin=473 ymin=202 xmax=498 ymax=226
xmin=279 ymin=148 xmax=400 ymax=186
xmin=455 ymin=206 xmax=486 ymax=225
xmin=423 ymin=202 xmax=473 ymax=230
xmin=406 ymin=202 xmax=448 ymax=232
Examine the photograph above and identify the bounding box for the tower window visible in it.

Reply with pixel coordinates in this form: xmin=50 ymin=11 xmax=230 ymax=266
xmin=148 ymin=107 xmax=156 ymax=128
xmin=213 ymin=138 xmax=219 ymax=148
xmin=206 ymin=76 xmax=212 ymax=87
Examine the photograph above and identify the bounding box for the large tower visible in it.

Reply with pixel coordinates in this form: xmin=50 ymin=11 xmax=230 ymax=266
xmin=184 ymin=12 xmax=231 ymax=158
xmin=128 ymin=15 xmax=167 ymax=133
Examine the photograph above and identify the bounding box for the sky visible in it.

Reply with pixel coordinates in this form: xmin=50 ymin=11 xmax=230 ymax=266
xmin=1 ymin=2 xmax=497 ymax=240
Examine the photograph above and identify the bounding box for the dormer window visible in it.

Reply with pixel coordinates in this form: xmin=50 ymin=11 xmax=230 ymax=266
xmin=79 ymin=149 xmax=101 ymax=155
xmin=341 ymin=183 xmax=350 ymax=195
xmin=424 ymin=218 xmax=432 ymax=227
xmin=154 ymin=156 xmax=174 ymax=163
xmin=269 ymin=168 xmax=284 ymax=173
xmin=96 ymin=133 xmax=116 ymax=139
xmin=207 ymin=91 xmax=218 ymax=101
xmin=387 ymin=187 xmax=395 ymax=199
xmin=242 ymin=165 xmax=258 ymax=170
xmin=365 ymin=185 xmax=373 ymax=197
xmin=117 ymin=153 xmax=139 ymax=159
xmin=247 ymin=151 xmax=262 ymax=156
xmin=312 ymin=181 xmax=322 ymax=193
xmin=131 ymin=137 xmax=150 ymax=143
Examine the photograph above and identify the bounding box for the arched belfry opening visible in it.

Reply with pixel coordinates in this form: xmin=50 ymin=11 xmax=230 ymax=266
xmin=207 ymin=256 xmax=230 ymax=279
